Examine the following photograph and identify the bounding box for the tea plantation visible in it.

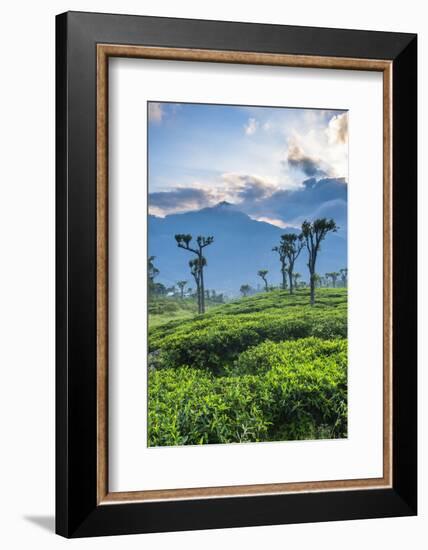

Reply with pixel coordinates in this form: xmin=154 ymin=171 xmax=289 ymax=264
xmin=148 ymin=288 xmax=347 ymax=446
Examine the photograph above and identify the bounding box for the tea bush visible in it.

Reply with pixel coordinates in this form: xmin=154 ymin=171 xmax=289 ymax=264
xmin=150 ymin=308 xmax=346 ymax=373
xmin=148 ymin=337 xmax=347 ymax=446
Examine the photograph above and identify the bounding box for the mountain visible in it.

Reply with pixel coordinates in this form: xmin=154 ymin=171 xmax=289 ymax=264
xmin=148 ymin=202 xmax=347 ymax=295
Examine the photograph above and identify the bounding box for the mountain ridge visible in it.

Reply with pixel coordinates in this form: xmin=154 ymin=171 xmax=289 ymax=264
xmin=148 ymin=203 xmax=346 ymax=295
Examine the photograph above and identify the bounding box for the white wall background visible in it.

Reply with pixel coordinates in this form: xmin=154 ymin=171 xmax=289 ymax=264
xmin=0 ymin=1 xmax=424 ymax=548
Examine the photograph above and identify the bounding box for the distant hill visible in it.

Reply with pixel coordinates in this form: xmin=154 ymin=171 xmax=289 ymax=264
xmin=148 ymin=202 xmax=347 ymax=295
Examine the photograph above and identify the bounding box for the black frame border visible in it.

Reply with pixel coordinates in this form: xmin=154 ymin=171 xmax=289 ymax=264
xmin=56 ymin=11 xmax=417 ymax=538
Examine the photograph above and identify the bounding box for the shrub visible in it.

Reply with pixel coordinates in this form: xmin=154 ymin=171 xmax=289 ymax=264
xmin=148 ymin=337 xmax=347 ymax=446
xmin=151 ymin=309 xmax=347 ymax=373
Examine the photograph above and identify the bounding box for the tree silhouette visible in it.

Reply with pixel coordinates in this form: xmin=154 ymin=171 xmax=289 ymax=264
xmin=189 ymin=257 xmax=206 ymax=314
xmin=292 ymin=272 xmax=301 ymax=288
xmin=148 ymin=256 xmax=160 ymax=296
xmin=257 ymin=270 xmax=269 ymax=292
xmin=176 ymin=280 xmax=187 ymax=299
xmin=175 ymin=234 xmax=214 ymax=314
xmin=272 ymin=243 xmax=288 ymax=290
xmin=240 ymin=284 xmax=251 ymax=297
xmin=281 ymin=233 xmax=305 ymax=294
xmin=301 ymin=218 xmax=338 ymax=305
xmin=340 ymin=268 xmax=348 ymax=287
xmin=326 ymin=272 xmax=340 ymax=288
xmin=313 ymin=273 xmax=322 ymax=288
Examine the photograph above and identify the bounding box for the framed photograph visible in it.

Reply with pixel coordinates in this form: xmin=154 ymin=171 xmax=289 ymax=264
xmin=56 ymin=11 xmax=417 ymax=538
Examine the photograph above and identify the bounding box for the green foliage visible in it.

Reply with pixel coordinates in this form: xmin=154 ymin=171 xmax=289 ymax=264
xmin=149 ymin=297 xmax=197 ymax=316
xmin=149 ymin=289 xmax=347 ymax=373
xmin=148 ymin=337 xmax=347 ymax=446
xmin=148 ymin=297 xmax=199 ymax=329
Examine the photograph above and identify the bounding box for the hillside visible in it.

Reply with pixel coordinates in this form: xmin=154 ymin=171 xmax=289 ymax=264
xmin=148 ymin=202 xmax=347 ymax=295
xmin=148 ymin=288 xmax=348 ymax=446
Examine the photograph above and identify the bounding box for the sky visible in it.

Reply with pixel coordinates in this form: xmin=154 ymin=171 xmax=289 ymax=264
xmin=148 ymin=102 xmax=348 ymax=231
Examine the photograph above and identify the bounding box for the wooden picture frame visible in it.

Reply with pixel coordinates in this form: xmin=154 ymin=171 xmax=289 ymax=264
xmin=56 ymin=11 xmax=417 ymax=538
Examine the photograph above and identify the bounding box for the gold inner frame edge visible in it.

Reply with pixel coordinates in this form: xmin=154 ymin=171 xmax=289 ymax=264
xmin=96 ymin=44 xmax=393 ymax=505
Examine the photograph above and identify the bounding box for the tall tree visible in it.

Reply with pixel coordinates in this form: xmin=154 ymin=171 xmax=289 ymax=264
xmin=292 ymin=272 xmax=301 ymax=289
xmin=281 ymin=233 xmax=304 ymax=294
xmin=301 ymin=218 xmax=338 ymax=305
xmin=148 ymin=255 xmax=160 ymax=296
xmin=325 ymin=272 xmax=340 ymax=288
xmin=189 ymin=257 xmax=206 ymax=314
xmin=240 ymin=284 xmax=251 ymax=297
xmin=175 ymin=234 xmax=214 ymax=314
xmin=257 ymin=270 xmax=269 ymax=292
xmin=176 ymin=280 xmax=187 ymax=299
xmin=340 ymin=268 xmax=348 ymax=287
xmin=272 ymin=243 xmax=288 ymax=290
xmin=313 ymin=273 xmax=321 ymax=288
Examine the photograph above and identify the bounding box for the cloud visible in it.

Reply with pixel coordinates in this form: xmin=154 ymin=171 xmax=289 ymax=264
xmin=149 ymin=187 xmax=214 ymax=215
xmin=148 ymin=102 xmax=164 ymax=124
xmin=286 ymin=140 xmax=329 ymax=178
xmin=244 ymin=118 xmax=258 ymax=135
xmin=149 ymin=172 xmax=347 ymax=235
xmin=250 ymin=216 xmax=294 ymax=229
xmin=222 ymin=173 xmax=277 ymax=202
xmin=326 ymin=113 xmax=348 ymax=145
xmin=148 ymin=173 xmax=279 ymax=216
xmin=256 ymin=177 xmax=348 ymax=230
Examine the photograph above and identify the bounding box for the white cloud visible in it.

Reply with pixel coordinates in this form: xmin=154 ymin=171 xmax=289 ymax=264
xmin=148 ymin=172 xmax=281 ymax=217
xmin=284 ymin=113 xmax=348 ymax=179
xmin=326 ymin=113 xmax=348 ymax=145
xmin=221 ymin=173 xmax=278 ymax=202
xmin=148 ymin=102 xmax=164 ymax=124
xmin=251 ymin=216 xmax=289 ymax=229
xmin=286 ymin=138 xmax=331 ymax=178
xmin=244 ymin=117 xmax=258 ymax=135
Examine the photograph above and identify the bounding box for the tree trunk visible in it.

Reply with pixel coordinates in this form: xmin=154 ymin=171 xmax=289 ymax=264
xmin=309 ymin=272 xmax=315 ymax=306
xmin=282 ymin=268 xmax=287 ymax=291
xmin=200 ymin=265 xmax=205 ymax=313
xmin=196 ymin=282 xmax=201 ymax=313
xmin=288 ymin=270 xmax=293 ymax=294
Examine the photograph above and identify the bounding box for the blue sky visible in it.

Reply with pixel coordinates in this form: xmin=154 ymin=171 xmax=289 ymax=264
xmin=148 ymin=102 xmax=348 ymax=230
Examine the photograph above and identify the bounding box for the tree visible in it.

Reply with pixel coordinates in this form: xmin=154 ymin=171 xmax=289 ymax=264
xmin=292 ymin=272 xmax=301 ymax=289
xmin=313 ymin=273 xmax=322 ymax=288
xmin=189 ymin=257 xmax=206 ymax=314
xmin=176 ymin=280 xmax=187 ymax=299
xmin=301 ymin=218 xmax=338 ymax=305
xmin=340 ymin=268 xmax=348 ymax=287
xmin=175 ymin=234 xmax=214 ymax=314
xmin=272 ymin=243 xmax=288 ymax=290
xmin=148 ymin=256 xmax=160 ymax=296
xmin=240 ymin=284 xmax=251 ymax=297
xmin=326 ymin=272 xmax=340 ymax=288
xmin=257 ymin=270 xmax=269 ymax=292
xmin=281 ymin=233 xmax=304 ymax=294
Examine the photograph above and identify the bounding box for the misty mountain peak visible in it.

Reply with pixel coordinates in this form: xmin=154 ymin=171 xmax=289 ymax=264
xmin=196 ymin=200 xmax=243 ymax=216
